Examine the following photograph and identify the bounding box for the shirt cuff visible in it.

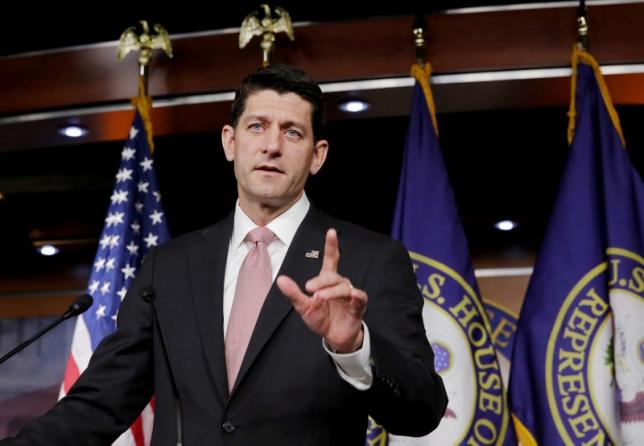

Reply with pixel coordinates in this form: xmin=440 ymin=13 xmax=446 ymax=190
xmin=323 ymin=322 xmax=373 ymax=390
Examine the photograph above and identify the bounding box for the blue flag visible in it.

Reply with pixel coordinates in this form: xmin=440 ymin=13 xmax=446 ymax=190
xmin=61 ymin=109 xmax=170 ymax=446
xmin=387 ymin=64 xmax=515 ymax=445
xmin=366 ymin=416 xmax=389 ymax=446
xmin=509 ymin=48 xmax=644 ymax=445
xmin=483 ymin=300 xmax=518 ymax=386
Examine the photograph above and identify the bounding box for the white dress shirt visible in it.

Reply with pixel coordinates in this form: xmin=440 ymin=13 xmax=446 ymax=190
xmin=222 ymin=192 xmax=372 ymax=390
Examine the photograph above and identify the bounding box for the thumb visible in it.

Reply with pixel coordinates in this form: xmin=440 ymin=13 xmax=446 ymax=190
xmin=277 ymin=275 xmax=310 ymax=313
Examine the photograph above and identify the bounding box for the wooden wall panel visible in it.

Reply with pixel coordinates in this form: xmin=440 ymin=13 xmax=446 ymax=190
xmin=2 ymin=4 xmax=644 ymax=115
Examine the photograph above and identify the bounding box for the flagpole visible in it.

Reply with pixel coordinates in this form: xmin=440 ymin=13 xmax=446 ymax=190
xmin=577 ymin=0 xmax=588 ymax=52
xmin=117 ymin=20 xmax=173 ymax=153
xmin=386 ymin=16 xmax=517 ymax=446
xmin=412 ymin=15 xmax=426 ymax=69
xmin=509 ymin=3 xmax=643 ymax=444
xmin=410 ymin=17 xmax=439 ymax=139
xmin=567 ymin=2 xmax=625 ymax=148
xmin=57 ymin=20 xmax=173 ymax=446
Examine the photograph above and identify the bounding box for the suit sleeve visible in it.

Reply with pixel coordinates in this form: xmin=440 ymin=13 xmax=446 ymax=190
xmin=1 ymin=250 xmax=158 ymax=445
xmin=362 ymin=239 xmax=448 ymax=436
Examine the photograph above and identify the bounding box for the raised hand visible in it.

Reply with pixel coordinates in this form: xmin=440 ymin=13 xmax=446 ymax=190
xmin=276 ymin=228 xmax=367 ymax=353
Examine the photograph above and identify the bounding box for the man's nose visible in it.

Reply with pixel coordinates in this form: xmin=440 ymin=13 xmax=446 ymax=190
xmin=263 ymin=126 xmax=282 ymax=155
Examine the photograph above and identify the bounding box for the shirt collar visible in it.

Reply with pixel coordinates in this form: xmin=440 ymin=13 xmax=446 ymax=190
xmin=231 ymin=192 xmax=310 ymax=249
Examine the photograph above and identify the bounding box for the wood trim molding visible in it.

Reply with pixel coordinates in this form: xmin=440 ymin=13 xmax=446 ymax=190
xmin=3 ymin=4 xmax=644 ymax=115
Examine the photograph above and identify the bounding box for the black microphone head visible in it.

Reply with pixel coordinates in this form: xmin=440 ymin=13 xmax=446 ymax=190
xmin=68 ymin=294 xmax=94 ymax=316
xmin=140 ymin=287 xmax=156 ymax=303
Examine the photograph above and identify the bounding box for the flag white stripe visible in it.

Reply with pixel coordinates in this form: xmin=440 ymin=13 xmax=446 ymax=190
xmin=69 ymin=316 xmax=93 ymax=372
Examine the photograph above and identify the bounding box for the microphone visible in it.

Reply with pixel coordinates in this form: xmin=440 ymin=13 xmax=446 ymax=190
xmin=140 ymin=287 xmax=183 ymax=446
xmin=140 ymin=287 xmax=155 ymax=304
xmin=0 ymin=294 xmax=94 ymax=365
xmin=64 ymin=293 xmax=94 ymax=318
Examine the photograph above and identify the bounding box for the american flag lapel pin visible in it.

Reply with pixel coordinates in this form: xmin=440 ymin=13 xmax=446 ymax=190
xmin=305 ymin=250 xmax=319 ymax=259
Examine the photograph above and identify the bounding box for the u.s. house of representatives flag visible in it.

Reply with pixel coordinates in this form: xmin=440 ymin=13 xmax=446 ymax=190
xmin=483 ymin=300 xmax=518 ymax=390
xmin=60 ymin=110 xmax=170 ymax=446
xmin=509 ymin=47 xmax=644 ymax=446
xmin=386 ymin=63 xmax=514 ymax=446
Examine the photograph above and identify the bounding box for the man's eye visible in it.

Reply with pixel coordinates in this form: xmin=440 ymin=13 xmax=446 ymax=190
xmin=248 ymin=123 xmax=263 ymax=131
xmin=287 ymin=129 xmax=302 ymax=138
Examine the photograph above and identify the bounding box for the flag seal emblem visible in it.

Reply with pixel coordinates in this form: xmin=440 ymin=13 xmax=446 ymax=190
xmin=410 ymin=251 xmax=510 ymax=445
xmin=546 ymin=248 xmax=644 ymax=445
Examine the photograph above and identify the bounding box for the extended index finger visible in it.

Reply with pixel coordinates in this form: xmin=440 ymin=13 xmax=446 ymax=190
xmin=321 ymin=228 xmax=339 ymax=273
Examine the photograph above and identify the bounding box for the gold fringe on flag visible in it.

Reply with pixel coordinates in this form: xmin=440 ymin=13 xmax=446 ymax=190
xmin=512 ymin=413 xmax=538 ymax=446
xmin=567 ymin=46 xmax=625 ymax=147
xmin=411 ymin=63 xmax=439 ymax=137
xmin=131 ymin=76 xmax=156 ymax=153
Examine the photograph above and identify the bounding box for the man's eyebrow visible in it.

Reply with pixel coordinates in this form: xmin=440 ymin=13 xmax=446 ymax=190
xmin=280 ymin=120 xmax=307 ymax=132
xmin=243 ymin=114 xmax=269 ymax=123
xmin=243 ymin=115 xmax=308 ymax=132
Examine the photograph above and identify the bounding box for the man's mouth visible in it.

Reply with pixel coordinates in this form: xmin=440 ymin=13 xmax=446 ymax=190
xmin=255 ymin=165 xmax=284 ymax=174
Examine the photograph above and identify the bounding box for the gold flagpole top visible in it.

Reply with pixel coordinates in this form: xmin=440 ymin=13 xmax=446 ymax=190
xmin=410 ymin=17 xmax=438 ymax=136
xmin=117 ymin=20 xmax=173 ymax=98
xmin=576 ymin=0 xmax=589 ymax=51
xmin=239 ymin=4 xmax=294 ymax=67
xmin=412 ymin=16 xmax=427 ymax=68
xmin=117 ymin=20 xmax=172 ymax=153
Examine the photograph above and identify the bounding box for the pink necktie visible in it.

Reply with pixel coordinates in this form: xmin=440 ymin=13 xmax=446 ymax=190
xmin=225 ymin=226 xmax=276 ymax=392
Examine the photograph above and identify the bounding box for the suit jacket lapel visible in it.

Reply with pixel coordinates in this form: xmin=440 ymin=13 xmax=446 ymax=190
xmin=187 ymin=213 xmax=233 ymax=402
xmin=231 ymin=206 xmax=327 ymax=394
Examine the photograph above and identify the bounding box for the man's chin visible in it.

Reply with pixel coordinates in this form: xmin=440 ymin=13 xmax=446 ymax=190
xmin=254 ymin=191 xmax=301 ymax=210
xmin=248 ymin=189 xmax=287 ymax=205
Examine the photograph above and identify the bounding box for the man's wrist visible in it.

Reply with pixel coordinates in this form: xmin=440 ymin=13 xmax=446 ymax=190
xmin=325 ymin=327 xmax=364 ymax=354
xmin=324 ymin=322 xmax=373 ymax=390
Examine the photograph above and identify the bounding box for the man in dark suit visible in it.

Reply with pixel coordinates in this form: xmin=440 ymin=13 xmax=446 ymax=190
xmin=2 ymin=65 xmax=447 ymax=445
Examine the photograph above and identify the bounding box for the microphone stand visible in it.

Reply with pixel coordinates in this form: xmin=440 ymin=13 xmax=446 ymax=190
xmin=140 ymin=287 xmax=183 ymax=446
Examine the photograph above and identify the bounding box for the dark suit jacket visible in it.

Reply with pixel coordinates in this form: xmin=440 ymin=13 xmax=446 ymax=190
xmin=3 ymin=206 xmax=447 ymax=445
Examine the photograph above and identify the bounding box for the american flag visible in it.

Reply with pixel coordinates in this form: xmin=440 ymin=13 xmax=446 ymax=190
xmin=60 ymin=111 xmax=169 ymax=446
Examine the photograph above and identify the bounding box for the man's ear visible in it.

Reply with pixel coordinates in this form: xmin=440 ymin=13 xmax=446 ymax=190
xmin=309 ymin=139 xmax=329 ymax=175
xmin=221 ymin=124 xmax=235 ymax=161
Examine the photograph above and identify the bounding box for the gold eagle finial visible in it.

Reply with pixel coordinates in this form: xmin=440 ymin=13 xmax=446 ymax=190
xmin=117 ymin=20 xmax=173 ymax=67
xmin=239 ymin=4 xmax=294 ymax=67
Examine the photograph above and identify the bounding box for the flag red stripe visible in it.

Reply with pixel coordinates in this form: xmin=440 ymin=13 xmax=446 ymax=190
xmin=129 ymin=415 xmax=145 ymax=446
xmin=62 ymin=355 xmax=80 ymax=394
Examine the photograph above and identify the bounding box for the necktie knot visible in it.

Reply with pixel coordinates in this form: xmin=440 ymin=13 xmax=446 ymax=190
xmin=246 ymin=226 xmax=276 ymax=245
